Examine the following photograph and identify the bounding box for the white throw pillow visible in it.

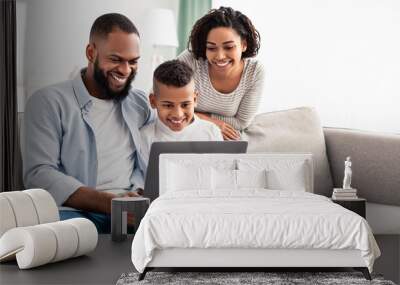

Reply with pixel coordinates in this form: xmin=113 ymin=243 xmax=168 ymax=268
xmin=212 ymin=168 xmax=237 ymax=190
xmin=266 ymin=164 xmax=306 ymax=191
xmin=166 ymin=162 xmax=212 ymax=192
xmin=236 ymin=169 xmax=268 ymax=189
xmin=237 ymin=158 xmax=308 ymax=192
xmin=211 ymin=168 xmax=268 ymax=191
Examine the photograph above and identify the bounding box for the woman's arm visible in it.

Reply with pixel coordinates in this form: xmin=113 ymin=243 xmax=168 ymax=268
xmin=211 ymin=62 xmax=265 ymax=131
xmin=177 ymin=49 xmax=197 ymax=71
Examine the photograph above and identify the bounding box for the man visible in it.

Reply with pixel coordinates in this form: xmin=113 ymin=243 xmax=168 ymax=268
xmin=23 ymin=13 xmax=154 ymax=233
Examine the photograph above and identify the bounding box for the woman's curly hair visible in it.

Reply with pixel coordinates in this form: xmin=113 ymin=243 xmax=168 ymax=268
xmin=188 ymin=7 xmax=260 ymax=60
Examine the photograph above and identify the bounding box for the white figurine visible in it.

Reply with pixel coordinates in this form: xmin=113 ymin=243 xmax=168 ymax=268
xmin=342 ymin=156 xmax=352 ymax=189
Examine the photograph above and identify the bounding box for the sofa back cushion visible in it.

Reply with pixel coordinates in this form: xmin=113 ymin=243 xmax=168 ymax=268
xmin=242 ymin=107 xmax=333 ymax=197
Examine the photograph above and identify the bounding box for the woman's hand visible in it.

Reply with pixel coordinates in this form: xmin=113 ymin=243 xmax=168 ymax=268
xmin=195 ymin=112 xmax=240 ymax=140
xmin=218 ymin=121 xmax=240 ymax=140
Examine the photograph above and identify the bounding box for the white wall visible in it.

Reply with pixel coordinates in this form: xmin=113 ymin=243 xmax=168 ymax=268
xmin=213 ymin=0 xmax=400 ymax=133
xmin=17 ymin=0 xmax=179 ymax=104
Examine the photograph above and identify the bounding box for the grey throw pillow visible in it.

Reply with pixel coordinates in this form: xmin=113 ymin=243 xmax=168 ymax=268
xmin=242 ymin=107 xmax=333 ymax=197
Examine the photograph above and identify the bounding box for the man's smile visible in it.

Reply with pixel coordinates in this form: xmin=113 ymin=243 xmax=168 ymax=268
xmin=109 ymin=72 xmax=128 ymax=86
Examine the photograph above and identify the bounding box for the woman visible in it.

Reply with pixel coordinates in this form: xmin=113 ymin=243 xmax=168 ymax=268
xmin=178 ymin=7 xmax=265 ymax=140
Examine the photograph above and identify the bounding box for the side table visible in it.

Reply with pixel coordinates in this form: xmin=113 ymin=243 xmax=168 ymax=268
xmin=331 ymin=197 xmax=366 ymax=218
xmin=111 ymin=197 xmax=150 ymax=241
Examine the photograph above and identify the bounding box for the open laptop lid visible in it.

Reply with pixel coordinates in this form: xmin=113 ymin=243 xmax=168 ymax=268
xmin=143 ymin=141 xmax=248 ymax=202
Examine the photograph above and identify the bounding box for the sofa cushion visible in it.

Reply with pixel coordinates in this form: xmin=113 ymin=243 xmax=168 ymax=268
xmin=242 ymin=107 xmax=333 ymax=197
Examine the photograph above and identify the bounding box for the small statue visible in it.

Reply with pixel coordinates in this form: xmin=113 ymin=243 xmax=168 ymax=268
xmin=342 ymin=156 xmax=352 ymax=189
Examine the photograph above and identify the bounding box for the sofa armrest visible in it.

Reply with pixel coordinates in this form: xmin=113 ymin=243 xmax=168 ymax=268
xmin=323 ymin=127 xmax=400 ymax=206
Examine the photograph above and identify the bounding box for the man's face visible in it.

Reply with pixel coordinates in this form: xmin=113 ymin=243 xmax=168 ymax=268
xmin=91 ymin=29 xmax=140 ymax=100
xmin=149 ymin=80 xmax=197 ymax=132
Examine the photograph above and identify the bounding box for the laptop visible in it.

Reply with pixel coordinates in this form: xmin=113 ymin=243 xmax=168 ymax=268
xmin=143 ymin=141 xmax=248 ymax=202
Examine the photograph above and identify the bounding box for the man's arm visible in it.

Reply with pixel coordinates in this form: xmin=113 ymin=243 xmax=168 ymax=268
xmin=23 ymin=92 xmax=110 ymax=213
xmin=63 ymin=186 xmax=140 ymax=214
xmin=63 ymin=186 xmax=114 ymax=213
xmin=23 ymin=91 xmax=87 ymax=206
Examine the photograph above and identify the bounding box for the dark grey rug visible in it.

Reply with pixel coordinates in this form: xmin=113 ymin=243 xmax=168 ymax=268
xmin=116 ymin=271 xmax=396 ymax=285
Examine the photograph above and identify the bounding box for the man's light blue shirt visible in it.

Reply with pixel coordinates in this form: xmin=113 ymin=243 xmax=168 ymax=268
xmin=23 ymin=72 xmax=154 ymax=206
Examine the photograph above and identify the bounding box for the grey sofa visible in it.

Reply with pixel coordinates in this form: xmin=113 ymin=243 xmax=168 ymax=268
xmin=324 ymin=127 xmax=400 ymax=235
xmin=242 ymin=107 xmax=400 ymax=235
xmin=325 ymin=127 xmax=400 ymax=207
xmin=323 ymin=127 xmax=400 ymax=283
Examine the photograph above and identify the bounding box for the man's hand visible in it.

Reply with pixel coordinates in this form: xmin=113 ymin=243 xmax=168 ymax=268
xmin=118 ymin=189 xmax=143 ymax=225
xmin=132 ymin=188 xmax=144 ymax=196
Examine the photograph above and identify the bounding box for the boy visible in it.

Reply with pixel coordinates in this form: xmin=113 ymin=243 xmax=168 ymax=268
xmin=139 ymin=60 xmax=223 ymax=164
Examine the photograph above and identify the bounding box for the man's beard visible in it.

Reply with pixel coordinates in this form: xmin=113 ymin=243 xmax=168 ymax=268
xmin=93 ymin=59 xmax=136 ymax=101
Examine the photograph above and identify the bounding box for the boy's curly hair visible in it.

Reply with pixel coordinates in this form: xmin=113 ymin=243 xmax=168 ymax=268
xmin=188 ymin=6 xmax=260 ymax=60
xmin=153 ymin=60 xmax=194 ymax=93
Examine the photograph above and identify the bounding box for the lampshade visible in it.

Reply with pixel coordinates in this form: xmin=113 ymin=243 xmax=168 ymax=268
xmin=145 ymin=8 xmax=178 ymax=47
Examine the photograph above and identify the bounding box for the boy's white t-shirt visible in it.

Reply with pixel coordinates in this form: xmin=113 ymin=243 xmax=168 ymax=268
xmin=139 ymin=115 xmax=223 ymax=165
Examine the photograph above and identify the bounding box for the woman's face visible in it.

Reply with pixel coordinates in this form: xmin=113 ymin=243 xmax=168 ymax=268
xmin=205 ymin=27 xmax=247 ymax=74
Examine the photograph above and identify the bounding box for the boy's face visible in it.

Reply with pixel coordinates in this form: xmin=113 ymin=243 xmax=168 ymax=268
xmin=150 ymin=80 xmax=197 ymax=132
